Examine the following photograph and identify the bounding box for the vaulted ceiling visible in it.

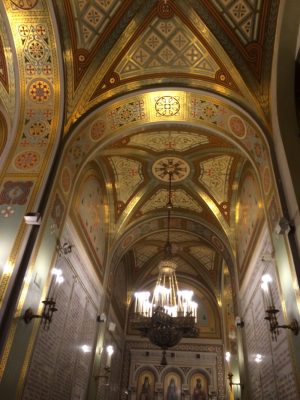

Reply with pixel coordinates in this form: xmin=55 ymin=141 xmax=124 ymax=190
xmin=0 ymin=0 xmax=280 ymax=311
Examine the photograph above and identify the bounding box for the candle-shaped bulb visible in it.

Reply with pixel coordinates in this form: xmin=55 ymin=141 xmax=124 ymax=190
xmin=106 ymin=345 xmax=114 ymax=368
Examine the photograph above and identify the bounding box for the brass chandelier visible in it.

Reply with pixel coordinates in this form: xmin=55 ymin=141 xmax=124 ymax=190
xmin=131 ymin=170 xmax=198 ymax=364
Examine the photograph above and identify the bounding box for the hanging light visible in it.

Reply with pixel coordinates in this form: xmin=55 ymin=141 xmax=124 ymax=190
xmin=131 ymin=170 xmax=198 ymax=364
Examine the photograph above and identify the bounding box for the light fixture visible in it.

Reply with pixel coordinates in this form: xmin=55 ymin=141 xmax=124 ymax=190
xmin=23 ymin=268 xmax=64 ymax=329
xmin=81 ymin=344 xmax=91 ymax=353
xmin=131 ymin=171 xmax=198 ymax=365
xmin=24 ymin=212 xmax=41 ymax=225
xmin=105 ymin=345 xmax=114 ymax=371
xmin=261 ymin=274 xmax=298 ymax=340
xmin=227 ymin=373 xmax=244 ymax=391
xmin=225 ymin=351 xmax=231 ymax=363
xmin=235 ymin=316 xmax=244 ymax=328
xmin=254 ymin=353 xmax=263 ymax=363
xmin=94 ymin=345 xmax=114 ymax=384
xmin=97 ymin=312 xmax=107 ymax=323
xmin=56 ymin=239 xmax=73 ymax=256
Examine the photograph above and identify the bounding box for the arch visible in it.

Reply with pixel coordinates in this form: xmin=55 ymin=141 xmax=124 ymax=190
xmin=134 ymin=365 xmax=159 ymax=384
xmin=187 ymin=368 xmax=212 ymax=384
xmin=161 ymin=366 xmax=185 ymax=384
xmin=0 ymin=109 xmax=8 ymax=158
xmin=58 ymin=88 xmax=273 ymax=204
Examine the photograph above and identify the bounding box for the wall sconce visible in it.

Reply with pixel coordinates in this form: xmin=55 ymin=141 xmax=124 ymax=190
xmin=105 ymin=345 xmax=114 ymax=371
xmin=225 ymin=351 xmax=231 ymax=363
xmin=261 ymin=274 xmax=299 ymax=340
xmin=228 ymin=373 xmax=244 ymax=391
xmin=23 ymin=268 xmax=64 ymax=329
xmin=235 ymin=316 xmax=244 ymax=328
xmin=94 ymin=345 xmax=114 ymax=384
xmin=56 ymin=239 xmax=73 ymax=256
xmin=254 ymin=353 xmax=263 ymax=363
xmin=24 ymin=212 xmax=41 ymax=225
xmin=97 ymin=312 xmax=107 ymax=323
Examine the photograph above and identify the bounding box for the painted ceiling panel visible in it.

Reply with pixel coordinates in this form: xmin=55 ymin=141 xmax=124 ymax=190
xmin=90 ymin=2 xmax=246 ymax=102
xmin=134 ymin=245 xmax=159 ymax=270
xmin=150 ymin=255 xmax=198 ymax=277
xmin=140 ymin=188 xmax=203 ymax=214
xmin=70 ymin=0 xmax=123 ymax=49
xmin=145 ymin=231 xmax=200 ymax=244
xmin=199 ymin=0 xmax=277 ymax=81
xmin=199 ymin=155 xmax=233 ymax=204
xmin=189 ymin=246 xmax=216 ymax=271
xmin=128 ymin=131 xmax=209 ymax=152
xmin=109 ymin=156 xmax=143 ymax=204
xmin=77 ymin=173 xmax=107 ymax=275
xmin=116 ymin=15 xmax=220 ymax=79
xmin=211 ymin=0 xmax=262 ymax=44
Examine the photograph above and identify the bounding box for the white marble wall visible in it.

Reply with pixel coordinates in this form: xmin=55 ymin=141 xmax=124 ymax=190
xmin=22 ymin=224 xmax=102 ymax=400
xmin=240 ymin=229 xmax=299 ymax=400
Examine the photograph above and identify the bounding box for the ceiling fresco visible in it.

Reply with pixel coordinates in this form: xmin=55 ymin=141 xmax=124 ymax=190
xmin=0 ymin=0 xmax=281 ymax=324
xmin=56 ymin=0 xmax=275 ymax=132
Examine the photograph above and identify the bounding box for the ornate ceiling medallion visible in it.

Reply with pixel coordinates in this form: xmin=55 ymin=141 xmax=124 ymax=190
xmin=152 ymin=157 xmax=190 ymax=182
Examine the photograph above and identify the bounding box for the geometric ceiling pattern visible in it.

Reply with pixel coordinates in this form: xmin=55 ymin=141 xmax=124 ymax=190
xmin=0 ymin=0 xmax=280 ymax=319
xmin=116 ymin=15 xmax=220 ymax=80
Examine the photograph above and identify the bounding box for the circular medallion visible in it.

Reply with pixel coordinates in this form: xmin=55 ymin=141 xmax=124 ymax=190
xmin=90 ymin=120 xmax=106 ymax=141
xmin=26 ymin=39 xmax=46 ymax=61
xmin=11 ymin=0 xmax=38 ymax=9
xmin=228 ymin=115 xmax=246 ymax=139
xmin=28 ymin=79 xmax=51 ymax=103
xmin=14 ymin=151 xmax=40 ymax=170
xmin=28 ymin=120 xmax=48 ymax=139
xmin=152 ymin=157 xmax=190 ymax=182
xmin=155 ymin=96 xmax=180 ymax=117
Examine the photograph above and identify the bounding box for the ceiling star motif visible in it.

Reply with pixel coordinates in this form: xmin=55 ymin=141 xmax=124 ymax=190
xmin=128 ymin=131 xmax=209 ymax=152
xmin=152 ymin=156 xmax=190 ymax=182
xmin=199 ymin=155 xmax=233 ymax=204
xmin=109 ymin=156 xmax=143 ymax=204
xmin=140 ymin=189 xmax=203 ymax=215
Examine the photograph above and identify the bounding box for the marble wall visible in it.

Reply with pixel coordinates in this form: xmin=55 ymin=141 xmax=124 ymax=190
xmin=240 ymin=231 xmax=299 ymax=400
xmin=21 ymin=230 xmax=101 ymax=400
